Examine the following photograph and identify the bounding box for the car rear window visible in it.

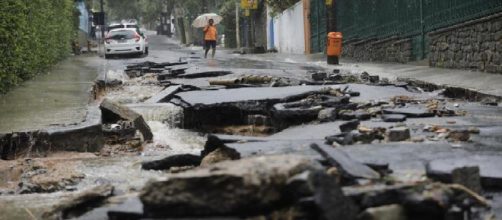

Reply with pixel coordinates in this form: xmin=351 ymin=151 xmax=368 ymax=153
xmin=108 ymin=24 xmax=125 ymax=31
xmin=108 ymin=30 xmax=136 ymax=40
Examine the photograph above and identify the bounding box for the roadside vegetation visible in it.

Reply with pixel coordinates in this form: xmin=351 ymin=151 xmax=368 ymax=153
xmin=0 ymin=0 xmax=78 ymax=94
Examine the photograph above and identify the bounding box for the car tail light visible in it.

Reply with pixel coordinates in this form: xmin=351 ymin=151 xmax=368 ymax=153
xmin=105 ymin=34 xmax=112 ymax=44
xmin=134 ymin=33 xmax=141 ymax=42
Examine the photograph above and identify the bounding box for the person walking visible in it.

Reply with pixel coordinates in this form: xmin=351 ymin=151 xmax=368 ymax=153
xmin=203 ymin=19 xmax=217 ymax=59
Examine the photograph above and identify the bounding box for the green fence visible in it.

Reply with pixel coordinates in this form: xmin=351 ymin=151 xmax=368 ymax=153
xmin=338 ymin=0 xmax=502 ymax=40
xmin=310 ymin=0 xmax=327 ymax=53
xmin=335 ymin=0 xmax=502 ymax=59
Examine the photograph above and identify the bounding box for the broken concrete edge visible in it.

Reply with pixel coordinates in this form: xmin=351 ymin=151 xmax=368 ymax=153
xmin=42 ymin=184 xmax=114 ymax=220
xmin=144 ymin=85 xmax=182 ymax=104
xmin=398 ymin=77 xmax=502 ymax=102
xmin=426 ymin=163 xmax=502 ymax=191
xmin=0 ymin=105 xmax=104 ymax=160
xmin=310 ymin=143 xmax=381 ymax=180
xmin=100 ymin=98 xmax=153 ymax=141
xmin=45 ymin=105 xmax=104 ymax=152
xmin=179 ymin=89 xmax=345 ymax=130
xmin=138 ymin=154 xmax=359 ymax=218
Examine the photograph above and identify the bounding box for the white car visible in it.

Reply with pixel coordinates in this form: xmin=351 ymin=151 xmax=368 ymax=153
xmin=104 ymin=28 xmax=147 ymax=59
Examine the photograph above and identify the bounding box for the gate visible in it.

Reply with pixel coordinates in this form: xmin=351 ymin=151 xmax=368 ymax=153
xmin=310 ymin=0 xmax=327 ymax=53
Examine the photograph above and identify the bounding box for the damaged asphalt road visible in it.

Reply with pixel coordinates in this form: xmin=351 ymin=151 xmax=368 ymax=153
xmin=1 ymin=35 xmax=502 ymax=220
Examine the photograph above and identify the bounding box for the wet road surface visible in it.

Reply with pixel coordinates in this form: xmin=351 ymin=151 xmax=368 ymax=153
xmin=1 ymin=33 xmax=502 ymax=219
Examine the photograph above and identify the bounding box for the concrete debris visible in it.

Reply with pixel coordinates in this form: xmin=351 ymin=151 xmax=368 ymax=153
xmin=125 ymin=61 xmax=188 ymax=78
xmin=141 ymin=154 xmax=201 ymax=171
xmin=310 ymin=71 xmax=328 ymax=81
xmin=100 ymin=98 xmax=153 ymax=141
xmin=386 ymin=127 xmax=411 ymax=142
xmin=382 ymin=114 xmax=407 ymax=122
xmin=200 ymin=146 xmax=240 ymax=166
xmin=358 ymin=204 xmax=407 ymax=220
xmin=246 ymin=114 xmax=271 ymax=126
xmin=340 ymin=119 xmax=360 ymax=132
xmin=447 ymin=130 xmax=471 ymax=142
xmin=143 ymin=85 xmax=182 ymax=103
xmin=140 ymin=155 xmax=357 ymax=218
xmin=383 ymin=107 xmax=435 ymax=118
xmin=43 ymin=184 xmax=114 ymax=220
xmin=318 ymin=107 xmax=337 ymax=122
xmin=427 ymin=155 xmax=502 ymax=190
xmin=452 ymin=166 xmax=483 ymax=194
xmin=344 ymin=183 xmax=490 ymax=220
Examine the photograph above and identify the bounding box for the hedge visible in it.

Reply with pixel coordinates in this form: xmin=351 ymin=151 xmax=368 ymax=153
xmin=0 ymin=0 xmax=77 ymax=94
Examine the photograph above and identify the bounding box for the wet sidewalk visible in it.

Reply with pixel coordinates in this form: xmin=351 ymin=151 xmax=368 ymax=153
xmin=0 ymin=55 xmax=103 ymax=133
xmin=239 ymin=52 xmax=502 ymax=98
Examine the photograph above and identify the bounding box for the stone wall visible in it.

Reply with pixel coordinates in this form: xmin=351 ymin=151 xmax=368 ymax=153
xmin=342 ymin=37 xmax=413 ymax=63
xmin=429 ymin=13 xmax=502 ymax=73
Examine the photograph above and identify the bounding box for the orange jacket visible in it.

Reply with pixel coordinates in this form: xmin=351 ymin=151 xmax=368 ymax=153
xmin=204 ymin=25 xmax=217 ymax=41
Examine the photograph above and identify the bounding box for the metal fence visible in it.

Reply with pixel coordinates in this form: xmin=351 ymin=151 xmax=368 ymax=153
xmin=338 ymin=0 xmax=502 ymax=40
xmin=334 ymin=0 xmax=502 ymax=59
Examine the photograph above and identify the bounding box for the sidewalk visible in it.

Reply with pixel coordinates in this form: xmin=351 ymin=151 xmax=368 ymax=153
xmin=240 ymin=52 xmax=502 ymax=98
xmin=0 ymin=55 xmax=103 ymax=133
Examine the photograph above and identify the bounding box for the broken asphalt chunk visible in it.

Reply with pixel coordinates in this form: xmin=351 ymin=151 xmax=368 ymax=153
xmin=143 ymin=85 xmax=182 ymax=103
xmin=386 ymin=127 xmax=411 ymax=142
xmin=318 ymin=108 xmax=337 ymax=122
xmin=339 ymin=119 xmax=360 ymax=133
xmin=451 ymin=166 xmax=482 ymax=194
xmin=383 ymin=107 xmax=435 ymax=118
xmin=43 ymin=184 xmax=114 ymax=220
xmin=310 ymin=143 xmax=380 ymax=180
xmin=426 ymin=155 xmax=502 ymax=190
xmin=100 ymin=98 xmax=153 ymax=141
xmin=382 ymin=114 xmax=407 ymax=122
xmin=141 ymin=154 xmax=201 ymax=171
xmin=140 ymin=155 xmax=331 ymax=218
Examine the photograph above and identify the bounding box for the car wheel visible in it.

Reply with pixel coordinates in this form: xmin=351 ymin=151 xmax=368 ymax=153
xmin=104 ymin=54 xmax=109 ymax=59
xmin=145 ymin=47 xmax=149 ymax=55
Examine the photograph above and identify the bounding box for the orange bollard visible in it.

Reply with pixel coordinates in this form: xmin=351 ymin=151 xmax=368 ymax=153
xmin=327 ymin=32 xmax=343 ymax=65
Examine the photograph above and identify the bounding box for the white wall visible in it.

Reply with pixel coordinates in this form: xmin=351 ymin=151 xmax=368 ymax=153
xmin=267 ymin=1 xmax=305 ymax=54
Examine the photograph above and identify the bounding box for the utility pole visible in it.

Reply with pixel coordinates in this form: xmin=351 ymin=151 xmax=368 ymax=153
xmin=236 ymin=1 xmax=240 ymax=48
xmin=100 ymin=0 xmax=105 ymax=40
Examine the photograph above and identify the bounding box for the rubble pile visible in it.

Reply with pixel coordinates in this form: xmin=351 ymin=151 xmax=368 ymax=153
xmin=2 ymin=56 xmax=502 ymax=220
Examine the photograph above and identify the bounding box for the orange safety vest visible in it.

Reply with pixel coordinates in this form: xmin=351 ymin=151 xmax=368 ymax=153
xmin=204 ymin=25 xmax=217 ymax=41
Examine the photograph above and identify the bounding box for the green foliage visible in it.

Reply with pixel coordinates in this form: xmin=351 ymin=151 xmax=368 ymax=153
xmin=0 ymin=0 xmax=76 ymax=93
xmin=266 ymin=0 xmax=298 ymax=15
